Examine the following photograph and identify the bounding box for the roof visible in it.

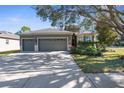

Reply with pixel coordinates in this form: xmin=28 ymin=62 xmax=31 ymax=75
xmin=80 ymin=31 xmax=96 ymax=34
xmin=0 ymin=31 xmax=19 ymax=40
xmin=0 ymin=31 xmax=12 ymax=34
xmin=20 ymin=28 xmax=73 ymax=36
xmin=77 ymin=31 xmax=97 ymax=37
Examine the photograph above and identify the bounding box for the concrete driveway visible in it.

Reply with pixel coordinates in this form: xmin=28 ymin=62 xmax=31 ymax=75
xmin=86 ymin=73 xmax=124 ymax=88
xmin=0 ymin=51 xmax=94 ymax=88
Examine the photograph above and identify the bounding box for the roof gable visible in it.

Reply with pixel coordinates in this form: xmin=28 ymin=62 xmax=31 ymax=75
xmin=20 ymin=28 xmax=73 ymax=36
xmin=0 ymin=31 xmax=19 ymax=40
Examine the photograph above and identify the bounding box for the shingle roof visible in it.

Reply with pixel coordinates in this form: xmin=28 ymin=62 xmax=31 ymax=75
xmin=77 ymin=31 xmax=97 ymax=37
xmin=81 ymin=32 xmax=97 ymax=34
xmin=20 ymin=28 xmax=73 ymax=36
xmin=0 ymin=31 xmax=19 ymax=40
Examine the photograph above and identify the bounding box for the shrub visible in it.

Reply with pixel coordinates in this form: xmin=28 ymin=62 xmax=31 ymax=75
xmin=84 ymin=46 xmax=102 ymax=56
xmin=72 ymin=41 xmax=103 ymax=56
xmin=71 ymin=47 xmax=83 ymax=54
xmin=71 ymin=46 xmax=102 ymax=56
xmin=78 ymin=41 xmax=101 ymax=48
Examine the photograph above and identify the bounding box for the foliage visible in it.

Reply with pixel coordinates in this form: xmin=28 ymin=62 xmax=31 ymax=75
xmin=78 ymin=41 xmax=104 ymax=51
xmin=96 ymin=25 xmax=118 ymax=47
xmin=0 ymin=50 xmax=20 ymax=56
xmin=15 ymin=31 xmax=21 ymax=35
xmin=64 ymin=24 xmax=80 ymax=32
xmin=73 ymin=48 xmax=124 ymax=73
xmin=71 ymin=47 xmax=83 ymax=54
xmin=34 ymin=5 xmax=124 ymax=38
xmin=84 ymin=46 xmax=102 ymax=56
xmin=21 ymin=26 xmax=31 ymax=32
xmin=78 ymin=41 xmax=99 ymax=47
xmin=15 ymin=26 xmax=31 ymax=35
xmin=80 ymin=18 xmax=94 ymax=30
xmin=71 ymin=45 xmax=103 ymax=56
xmin=71 ymin=40 xmax=104 ymax=56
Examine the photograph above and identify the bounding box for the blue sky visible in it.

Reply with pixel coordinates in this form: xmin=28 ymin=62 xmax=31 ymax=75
xmin=0 ymin=5 xmax=123 ymax=33
xmin=0 ymin=5 xmax=51 ymax=33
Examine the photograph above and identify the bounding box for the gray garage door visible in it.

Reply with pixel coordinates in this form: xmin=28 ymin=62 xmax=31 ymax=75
xmin=38 ymin=39 xmax=67 ymax=51
xmin=23 ymin=39 xmax=35 ymax=51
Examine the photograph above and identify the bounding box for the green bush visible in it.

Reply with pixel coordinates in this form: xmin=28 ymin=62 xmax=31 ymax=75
xmin=78 ymin=41 xmax=100 ymax=45
xmin=78 ymin=41 xmax=100 ymax=48
xmin=71 ymin=47 xmax=84 ymax=54
xmin=72 ymin=41 xmax=103 ymax=56
xmin=84 ymin=46 xmax=102 ymax=56
xmin=71 ymin=46 xmax=102 ymax=56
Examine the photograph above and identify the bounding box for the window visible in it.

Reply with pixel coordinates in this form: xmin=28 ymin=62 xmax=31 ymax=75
xmin=6 ymin=39 xmax=9 ymax=44
xmin=84 ymin=36 xmax=92 ymax=41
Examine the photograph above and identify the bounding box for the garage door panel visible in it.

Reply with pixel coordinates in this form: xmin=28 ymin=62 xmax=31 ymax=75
xmin=23 ymin=39 xmax=34 ymax=51
xmin=38 ymin=39 xmax=67 ymax=51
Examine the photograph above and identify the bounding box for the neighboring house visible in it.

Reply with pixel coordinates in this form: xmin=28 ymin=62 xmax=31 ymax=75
xmin=20 ymin=28 xmax=73 ymax=52
xmin=78 ymin=31 xmax=97 ymax=42
xmin=0 ymin=31 xmax=20 ymax=52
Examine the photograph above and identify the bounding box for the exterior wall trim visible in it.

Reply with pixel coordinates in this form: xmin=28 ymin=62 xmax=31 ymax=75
xmin=37 ymin=37 xmax=67 ymax=39
xmin=0 ymin=37 xmax=19 ymax=40
xmin=67 ymin=37 xmax=69 ymax=51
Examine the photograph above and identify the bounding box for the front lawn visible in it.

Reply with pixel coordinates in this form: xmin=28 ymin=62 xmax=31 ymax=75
xmin=0 ymin=50 xmax=20 ymax=56
xmin=73 ymin=47 xmax=124 ymax=73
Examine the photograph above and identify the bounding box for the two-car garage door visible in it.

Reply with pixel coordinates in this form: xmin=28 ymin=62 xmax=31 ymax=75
xmin=22 ymin=38 xmax=67 ymax=51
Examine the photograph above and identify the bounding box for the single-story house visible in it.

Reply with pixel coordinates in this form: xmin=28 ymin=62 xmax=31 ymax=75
xmin=20 ymin=28 xmax=73 ymax=52
xmin=0 ymin=31 xmax=20 ymax=52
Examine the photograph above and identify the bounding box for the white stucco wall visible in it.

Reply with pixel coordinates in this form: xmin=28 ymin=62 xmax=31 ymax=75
xmin=0 ymin=38 xmax=20 ymax=52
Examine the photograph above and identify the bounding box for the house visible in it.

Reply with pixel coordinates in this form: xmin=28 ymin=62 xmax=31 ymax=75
xmin=78 ymin=31 xmax=97 ymax=42
xmin=20 ymin=28 xmax=73 ymax=52
xmin=0 ymin=31 xmax=20 ymax=52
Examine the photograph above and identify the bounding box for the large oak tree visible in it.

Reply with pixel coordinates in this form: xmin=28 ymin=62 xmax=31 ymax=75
xmin=34 ymin=5 xmax=124 ymax=38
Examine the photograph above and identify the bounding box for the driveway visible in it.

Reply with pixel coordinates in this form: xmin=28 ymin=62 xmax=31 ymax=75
xmin=0 ymin=51 xmax=95 ymax=88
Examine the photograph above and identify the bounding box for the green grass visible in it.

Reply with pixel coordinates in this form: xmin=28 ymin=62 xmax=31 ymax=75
xmin=0 ymin=50 xmax=20 ymax=56
xmin=73 ymin=47 xmax=124 ymax=73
